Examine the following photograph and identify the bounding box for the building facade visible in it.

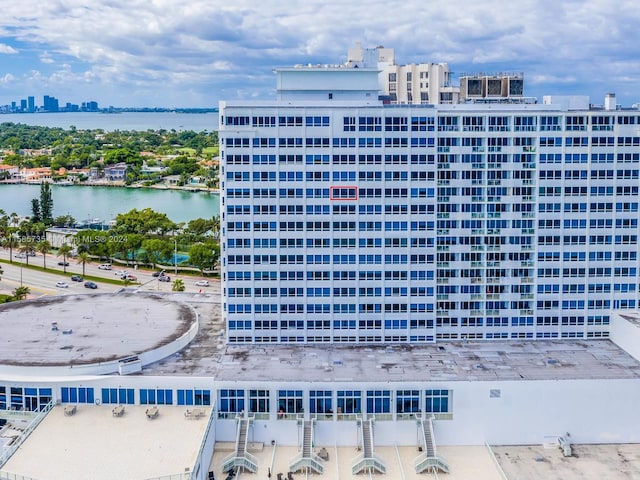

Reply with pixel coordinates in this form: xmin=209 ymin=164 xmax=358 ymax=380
xmin=220 ymin=65 xmax=640 ymax=345
xmin=346 ymin=42 xmax=458 ymax=104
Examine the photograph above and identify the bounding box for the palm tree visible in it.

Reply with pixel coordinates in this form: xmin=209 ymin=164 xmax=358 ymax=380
xmin=76 ymin=251 xmax=90 ymax=277
xmin=2 ymin=232 xmax=19 ymax=263
xmin=12 ymin=286 xmax=30 ymax=301
xmin=58 ymin=243 xmax=73 ymax=274
xmin=211 ymin=215 xmax=220 ymax=239
xmin=172 ymin=278 xmax=185 ymax=292
xmin=18 ymin=242 xmax=32 ymax=266
xmin=36 ymin=240 xmax=52 ymax=270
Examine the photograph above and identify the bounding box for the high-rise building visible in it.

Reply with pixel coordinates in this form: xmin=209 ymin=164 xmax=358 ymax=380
xmin=346 ymin=42 xmax=458 ymax=104
xmin=28 ymin=96 xmax=35 ymax=112
xmin=43 ymin=95 xmax=59 ymax=112
xmin=220 ymin=60 xmax=640 ymax=345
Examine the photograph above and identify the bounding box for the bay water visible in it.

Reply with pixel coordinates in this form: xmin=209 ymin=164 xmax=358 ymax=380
xmin=0 ymin=112 xmax=220 ymax=223
xmin=0 ymin=111 xmax=219 ymax=132
xmin=0 ymin=184 xmax=219 ymax=224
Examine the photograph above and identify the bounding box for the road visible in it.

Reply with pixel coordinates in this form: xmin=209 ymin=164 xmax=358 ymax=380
xmin=0 ymin=249 xmax=219 ymax=297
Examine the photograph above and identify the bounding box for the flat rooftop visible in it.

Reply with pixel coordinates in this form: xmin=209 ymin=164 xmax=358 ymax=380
xmin=3 ymin=405 xmax=211 ymax=480
xmin=208 ymin=340 xmax=640 ymax=383
xmin=3 ymin=289 xmax=640 ymax=383
xmin=0 ymin=293 xmax=196 ymax=367
xmin=210 ymin=443 xmax=504 ymax=480
xmin=492 ymin=444 xmax=640 ymax=480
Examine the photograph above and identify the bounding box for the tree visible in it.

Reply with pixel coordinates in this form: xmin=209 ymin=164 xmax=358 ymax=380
xmin=31 ymin=198 xmax=41 ymax=223
xmin=12 ymin=286 xmax=30 ymax=301
xmin=36 ymin=240 xmax=52 ymax=269
xmin=123 ymin=233 xmax=144 ymax=265
xmin=58 ymin=243 xmax=73 ymax=273
xmin=142 ymin=238 xmax=171 ymax=269
xmin=18 ymin=242 xmax=33 ymax=265
xmin=188 ymin=242 xmax=219 ymax=273
xmin=172 ymin=278 xmax=185 ymax=292
xmin=40 ymin=182 xmax=54 ymax=225
xmin=185 ymin=217 xmax=214 ymax=240
xmin=2 ymin=231 xmax=19 ymax=263
xmin=53 ymin=214 xmax=75 ymax=227
xmin=76 ymin=251 xmax=90 ymax=276
xmin=113 ymin=208 xmax=176 ymax=236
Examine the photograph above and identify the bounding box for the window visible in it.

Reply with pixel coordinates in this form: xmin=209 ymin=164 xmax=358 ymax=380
xmin=218 ymin=389 xmax=245 ymax=416
xmin=176 ymin=389 xmax=211 ymax=406
xmin=337 ymin=390 xmax=361 ymax=415
xmin=140 ymin=388 xmax=173 ymax=405
xmin=366 ymin=390 xmax=391 ymax=414
xmin=310 ymin=390 xmax=333 ymax=416
xmin=396 ymin=390 xmax=420 ymax=416
xmin=278 ymin=390 xmax=303 ymax=416
xmin=61 ymin=387 xmax=95 ymax=404
xmin=249 ymin=390 xmax=270 ymax=416
xmin=425 ymin=390 xmax=450 ymax=413
xmin=101 ymin=388 xmax=135 ymax=405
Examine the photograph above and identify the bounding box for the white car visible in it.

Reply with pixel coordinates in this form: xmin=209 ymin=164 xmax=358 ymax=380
xmin=98 ymin=264 xmax=112 ymax=270
xmin=195 ymin=280 xmax=210 ymax=287
xmin=56 ymin=281 xmax=69 ymax=288
xmin=115 ymin=270 xmax=128 ymax=277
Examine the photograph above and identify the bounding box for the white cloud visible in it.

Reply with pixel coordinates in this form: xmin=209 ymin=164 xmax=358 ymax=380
xmin=0 ymin=0 xmax=639 ymax=106
xmin=0 ymin=43 xmax=17 ymax=54
xmin=0 ymin=73 xmax=16 ymax=85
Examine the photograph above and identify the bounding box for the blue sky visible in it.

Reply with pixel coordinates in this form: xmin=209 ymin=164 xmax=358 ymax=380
xmin=0 ymin=0 xmax=639 ymax=108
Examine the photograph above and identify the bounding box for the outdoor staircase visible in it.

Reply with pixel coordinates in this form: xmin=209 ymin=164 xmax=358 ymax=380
xmin=221 ymin=414 xmax=258 ymax=474
xmin=414 ymin=414 xmax=449 ymax=474
xmin=352 ymin=417 xmax=386 ymax=475
xmin=289 ymin=417 xmax=324 ymax=474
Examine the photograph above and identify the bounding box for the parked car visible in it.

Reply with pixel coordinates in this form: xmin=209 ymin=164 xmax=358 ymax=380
xmin=84 ymin=281 xmax=98 ymax=289
xmin=58 ymin=261 xmax=70 ymax=266
xmin=55 ymin=281 xmax=69 ymax=288
xmin=98 ymin=264 xmax=112 ymax=270
xmin=158 ymin=275 xmax=171 ymax=282
xmin=195 ymin=280 xmax=210 ymax=287
xmin=71 ymin=275 xmax=83 ymax=282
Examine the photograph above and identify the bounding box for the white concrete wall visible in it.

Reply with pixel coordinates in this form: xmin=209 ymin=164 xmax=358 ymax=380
xmin=610 ymin=313 xmax=640 ymax=362
xmin=211 ymin=378 xmax=640 ymax=446
xmin=4 ymin=375 xmax=640 ymax=446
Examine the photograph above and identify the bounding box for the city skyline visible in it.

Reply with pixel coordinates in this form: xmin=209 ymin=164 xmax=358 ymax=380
xmin=1 ymin=0 xmax=639 ymax=108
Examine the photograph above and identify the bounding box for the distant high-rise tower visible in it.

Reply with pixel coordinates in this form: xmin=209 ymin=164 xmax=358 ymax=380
xmin=43 ymin=95 xmax=59 ymax=112
xmin=28 ymin=96 xmax=35 ymax=113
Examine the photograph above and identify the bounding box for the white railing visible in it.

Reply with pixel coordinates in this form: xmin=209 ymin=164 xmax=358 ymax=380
xmin=414 ymin=455 xmax=450 ymax=474
xmin=351 ymin=454 xmax=387 ymax=475
xmin=484 ymin=442 xmax=509 ymax=480
xmin=189 ymin=408 xmax=215 ymax=478
xmin=0 ymin=402 xmax=54 ymax=470
xmin=289 ymin=454 xmax=324 ymax=474
xmin=0 ymin=472 xmax=40 ymax=480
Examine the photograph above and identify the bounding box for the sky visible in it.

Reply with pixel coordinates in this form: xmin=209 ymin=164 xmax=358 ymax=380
xmin=0 ymin=0 xmax=639 ymax=108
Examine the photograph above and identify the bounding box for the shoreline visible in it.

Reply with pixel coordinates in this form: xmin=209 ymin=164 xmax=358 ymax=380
xmin=0 ymin=180 xmax=219 ymax=195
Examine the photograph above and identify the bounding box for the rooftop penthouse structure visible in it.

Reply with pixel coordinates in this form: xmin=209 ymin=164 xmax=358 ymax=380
xmin=220 ymin=61 xmax=640 ymax=346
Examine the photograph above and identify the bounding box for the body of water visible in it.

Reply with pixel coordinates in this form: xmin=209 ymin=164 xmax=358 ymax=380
xmin=0 ymin=184 xmax=219 ymax=224
xmin=0 ymin=111 xmax=219 ymax=132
